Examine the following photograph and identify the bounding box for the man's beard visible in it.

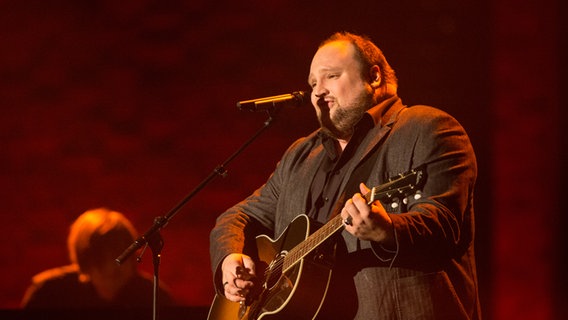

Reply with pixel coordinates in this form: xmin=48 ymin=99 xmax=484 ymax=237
xmin=318 ymin=93 xmax=374 ymax=140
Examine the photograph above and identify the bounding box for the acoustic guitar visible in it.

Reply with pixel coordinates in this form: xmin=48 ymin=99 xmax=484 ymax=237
xmin=207 ymin=168 xmax=424 ymax=320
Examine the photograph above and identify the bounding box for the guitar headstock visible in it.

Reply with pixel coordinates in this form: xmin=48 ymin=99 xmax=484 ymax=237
xmin=366 ymin=166 xmax=425 ymax=205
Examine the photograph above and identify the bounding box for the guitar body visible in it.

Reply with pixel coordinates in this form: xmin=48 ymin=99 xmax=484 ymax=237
xmin=207 ymin=214 xmax=335 ymax=320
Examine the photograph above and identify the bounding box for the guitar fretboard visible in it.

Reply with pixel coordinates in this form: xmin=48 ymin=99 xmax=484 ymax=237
xmin=282 ymin=214 xmax=344 ymax=272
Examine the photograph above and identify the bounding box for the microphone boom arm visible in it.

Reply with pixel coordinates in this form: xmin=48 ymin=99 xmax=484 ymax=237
xmin=116 ymin=111 xmax=279 ymax=265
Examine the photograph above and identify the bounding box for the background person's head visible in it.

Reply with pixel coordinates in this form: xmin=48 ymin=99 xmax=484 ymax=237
xmin=67 ymin=208 xmax=139 ymax=300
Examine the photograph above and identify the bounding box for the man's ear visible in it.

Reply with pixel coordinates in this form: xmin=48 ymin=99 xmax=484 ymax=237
xmin=369 ymin=65 xmax=381 ymax=88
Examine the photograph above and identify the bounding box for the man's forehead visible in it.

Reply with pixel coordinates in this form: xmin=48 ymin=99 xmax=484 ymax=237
xmin=317 ymin=40 xmax=354 ymax=58
xmin=310 ymin=41 xmax=358 ymax=73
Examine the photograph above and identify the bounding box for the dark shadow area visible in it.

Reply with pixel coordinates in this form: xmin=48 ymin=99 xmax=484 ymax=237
xmin=555 ymin=1 xmax=568 ymax=318
xmin=0 ymin=306 xmax=210 ymax=320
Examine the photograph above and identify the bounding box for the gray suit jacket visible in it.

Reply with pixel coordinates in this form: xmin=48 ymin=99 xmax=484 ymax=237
xmin=210 ymin=96 xmax=480 ymax=319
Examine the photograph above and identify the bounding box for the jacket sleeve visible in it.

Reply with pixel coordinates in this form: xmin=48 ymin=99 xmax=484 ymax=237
xmin=371 ymin=106 xmax=477 ymax=268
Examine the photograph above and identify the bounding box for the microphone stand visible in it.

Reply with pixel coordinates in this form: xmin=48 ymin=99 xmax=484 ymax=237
xmin=115 ymin=110 xmax=279 ymax=320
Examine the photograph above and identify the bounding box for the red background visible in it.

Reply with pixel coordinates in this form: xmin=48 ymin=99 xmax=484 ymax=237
xmin=1 ymin=0 xmax=565 ymax=319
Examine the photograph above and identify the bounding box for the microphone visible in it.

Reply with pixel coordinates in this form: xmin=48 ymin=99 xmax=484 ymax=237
xmin=237 ymin=91 xmax=310 ymax=112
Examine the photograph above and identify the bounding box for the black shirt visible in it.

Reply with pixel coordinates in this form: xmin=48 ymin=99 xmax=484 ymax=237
xmin=306 ymin=113 xmax=375 ymax=224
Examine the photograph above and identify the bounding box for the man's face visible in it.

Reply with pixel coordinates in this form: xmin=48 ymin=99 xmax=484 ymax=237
xmin=88 ymin=252 xmax=136 ymax=301
xmin=308 ymin=40 xmax=375 ymax=140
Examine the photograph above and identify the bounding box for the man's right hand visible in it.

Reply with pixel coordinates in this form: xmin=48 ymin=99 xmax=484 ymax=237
xmin=221 ymin=253 xmax=256 ymax=302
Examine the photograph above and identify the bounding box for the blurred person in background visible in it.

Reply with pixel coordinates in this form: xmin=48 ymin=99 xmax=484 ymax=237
xmin=22 ymin=208 xmax=174 ymax=309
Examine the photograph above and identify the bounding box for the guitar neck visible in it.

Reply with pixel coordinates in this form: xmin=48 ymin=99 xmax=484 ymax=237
xmin=282 ymin=214 xmax=344 ymax=273
xmin=282 ymin=190 xmax=378 ymax=273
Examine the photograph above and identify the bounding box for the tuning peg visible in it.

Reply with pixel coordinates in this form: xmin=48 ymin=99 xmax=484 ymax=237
xmin=389 ymin=197 xmax=401 ymax=209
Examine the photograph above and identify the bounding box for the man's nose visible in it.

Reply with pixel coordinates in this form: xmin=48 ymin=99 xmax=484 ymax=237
xmin=313 ymin=85 xmax=328 ymax=98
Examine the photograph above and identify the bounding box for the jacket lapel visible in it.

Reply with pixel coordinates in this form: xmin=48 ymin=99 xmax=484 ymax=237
xmin=338 ymin=98 xmax=407 ymax=193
